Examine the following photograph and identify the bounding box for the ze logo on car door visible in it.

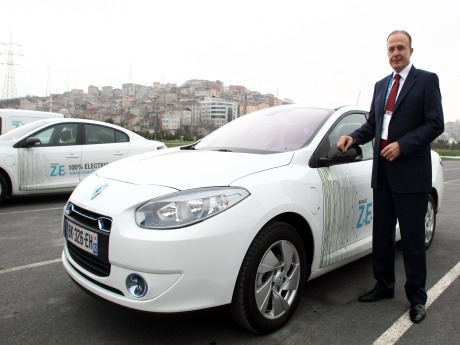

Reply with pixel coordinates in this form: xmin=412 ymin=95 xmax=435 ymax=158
xmin=50 ymin=163 xmax=66 ymax=177
xmin=357 ymin=199 xmax=373 ymax=229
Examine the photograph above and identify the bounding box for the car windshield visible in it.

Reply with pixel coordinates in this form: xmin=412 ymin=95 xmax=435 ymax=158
xmin=195 ymin=106 xmax=334 ymax=153
xmin=0 ymin=119 xmax=49 ymax=141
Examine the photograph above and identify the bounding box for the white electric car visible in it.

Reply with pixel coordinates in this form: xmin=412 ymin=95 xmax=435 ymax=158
xmin=0 ymin=118 xmax=166 ymax=203
xmin=61 ymin=105 xmax=444 ymax=334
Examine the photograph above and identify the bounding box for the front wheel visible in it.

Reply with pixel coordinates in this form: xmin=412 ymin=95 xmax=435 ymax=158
xmin=424 ymin=194 xmax=436 ymax=249
xmin=230 ymin=221 xmax=307 ymax=334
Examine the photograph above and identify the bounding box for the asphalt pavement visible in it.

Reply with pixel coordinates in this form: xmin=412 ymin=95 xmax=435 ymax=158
xmin=1 ymin=160 xmax=459 ymax=345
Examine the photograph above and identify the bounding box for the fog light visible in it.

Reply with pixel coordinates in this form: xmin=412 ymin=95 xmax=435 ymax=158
xmin=126 ymin=274 xmax=148 ymax=298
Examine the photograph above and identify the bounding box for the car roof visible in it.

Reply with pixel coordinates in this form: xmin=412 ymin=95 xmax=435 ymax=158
xmin=40 ymin=117 xmax=113 ymax=124
xmin=275 ymin=103 xmax=369 ymax=112
xmin=37 ymin=117 xmax=129 ymax=130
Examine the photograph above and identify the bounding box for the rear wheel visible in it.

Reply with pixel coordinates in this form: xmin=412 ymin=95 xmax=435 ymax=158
xmin=230 ymin=221 xmax=307 ymax=334
xmin=0 ymin=173 xmax=8 ymax=204
xmin=424 ymin=194 xmax=436 ymax=249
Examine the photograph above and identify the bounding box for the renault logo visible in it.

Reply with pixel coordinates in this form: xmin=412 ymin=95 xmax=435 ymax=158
xmin=91 ymin=183 xmax=108 ymax=200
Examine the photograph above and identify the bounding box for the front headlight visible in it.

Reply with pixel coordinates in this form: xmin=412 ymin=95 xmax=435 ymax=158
xmin=135 ymin=187 xmax=250 ymax=229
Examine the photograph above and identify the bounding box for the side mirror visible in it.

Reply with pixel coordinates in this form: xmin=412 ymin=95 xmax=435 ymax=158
xmin=319 ymin=144 xmax=363 ymax=167
xmin=25 ymin=137 xmax=41 ymax=147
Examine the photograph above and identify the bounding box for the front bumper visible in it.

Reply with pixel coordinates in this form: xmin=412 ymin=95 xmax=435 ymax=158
xmin=62 ymin=194 xmax=267 ymax=312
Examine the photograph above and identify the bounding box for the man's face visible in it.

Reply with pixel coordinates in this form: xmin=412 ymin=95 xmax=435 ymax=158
xmin=387 ymin=33 xmax=413 ymax=72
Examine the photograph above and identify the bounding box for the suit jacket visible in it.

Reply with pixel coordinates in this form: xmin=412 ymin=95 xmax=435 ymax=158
xmin=351 ymin=66 xmax=444 ymax=193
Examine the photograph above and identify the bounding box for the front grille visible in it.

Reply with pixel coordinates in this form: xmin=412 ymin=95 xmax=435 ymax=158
xmin=64 ymin=202 xmax=112 ymax=277
xmin=65 ymin=203 xmax=112 ymax=233
xmin=67 ymin=241 xmax=111 ymax=277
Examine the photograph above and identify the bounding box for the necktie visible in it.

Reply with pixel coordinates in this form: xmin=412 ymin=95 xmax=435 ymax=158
xmin=386 ymin=74 xmax=400 ymax=112
xmin=381 ymin=74 xmax=400 ymax=149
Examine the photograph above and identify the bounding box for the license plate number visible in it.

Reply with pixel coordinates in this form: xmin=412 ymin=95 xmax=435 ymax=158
xmin=66 ymin=220 xmax=98 ymax=256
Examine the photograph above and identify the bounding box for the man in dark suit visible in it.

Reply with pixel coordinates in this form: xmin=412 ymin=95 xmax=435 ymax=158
xmin=338 ymin=30 xmax=444 ymax=323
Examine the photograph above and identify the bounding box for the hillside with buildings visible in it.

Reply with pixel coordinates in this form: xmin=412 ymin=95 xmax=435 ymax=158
xmin=0 ymin=79 xmax=293 ymax=140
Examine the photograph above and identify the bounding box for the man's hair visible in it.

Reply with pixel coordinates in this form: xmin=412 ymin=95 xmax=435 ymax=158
xmin=387 ymin=30 xmax=412 ymax=47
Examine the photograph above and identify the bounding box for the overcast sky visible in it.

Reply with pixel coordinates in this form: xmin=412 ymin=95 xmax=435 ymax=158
xmin=2 ymin=0 xmax=459 ymax=122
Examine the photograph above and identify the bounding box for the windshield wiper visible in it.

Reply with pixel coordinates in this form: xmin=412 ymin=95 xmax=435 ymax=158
xmin=180 ymin=142 xmax=199 ymax=150
xmin=217 ymin=148 xmax=232 ymax=152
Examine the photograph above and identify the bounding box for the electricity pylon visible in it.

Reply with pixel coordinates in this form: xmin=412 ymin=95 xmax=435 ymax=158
xmin=1 ymin=33 xmax=23 ymax=106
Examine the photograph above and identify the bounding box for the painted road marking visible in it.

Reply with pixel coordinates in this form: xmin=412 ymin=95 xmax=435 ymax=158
xmin=0 ymin=258 xmax=62 ymax=275
xmin=373 ymin=260 xmax=460 ymax=345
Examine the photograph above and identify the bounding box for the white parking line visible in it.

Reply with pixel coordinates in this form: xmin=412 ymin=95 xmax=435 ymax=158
xmin=373 ymin=261 xmax=460 ymax=345
xmin=0 ymin=258 xmax=62 ymax=275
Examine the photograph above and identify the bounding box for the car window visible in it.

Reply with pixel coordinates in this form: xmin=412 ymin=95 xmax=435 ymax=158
xmin=58 ymin=125 xmax=78 ymax=145
xmin=338 ymin=113 xmax=373 ymax=160
xmin=83 ymin=124 xmax=129 ymax=145
xmin=34 ymin=127 xmax=55 ymax=145
xmin=32 ymin=123 xmax=78 ymax=146
xmin=115 ymin=130 xmax=129 ymax=143
xmin=318 ymin=112 xmax=373 ymax=161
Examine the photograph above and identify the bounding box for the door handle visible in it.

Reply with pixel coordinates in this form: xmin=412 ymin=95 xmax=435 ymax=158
xmin=66 ymin=154 xmax=80 ymax=158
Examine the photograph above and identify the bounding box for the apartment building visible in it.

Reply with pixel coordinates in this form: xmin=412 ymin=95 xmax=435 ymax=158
xmin=200 ymin=97 xmax=237 ymax=128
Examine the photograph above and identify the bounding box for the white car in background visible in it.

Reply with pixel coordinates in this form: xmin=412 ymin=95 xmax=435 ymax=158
xmin=0 ymin=108 xmax=64 ymax=134
xmin=61 ymin=105 xmax=443 ymax=334
xmin=0 ymin=118 xmax=166 ymax=203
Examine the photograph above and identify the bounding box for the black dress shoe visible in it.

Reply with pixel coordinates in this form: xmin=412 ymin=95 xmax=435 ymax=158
xmin=409 ymin=304 xmax=426 ymax=323
xmin=358 ymin=288 xmax=394 ymax=302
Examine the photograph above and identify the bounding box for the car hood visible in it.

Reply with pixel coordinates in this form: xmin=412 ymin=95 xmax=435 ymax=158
xmin=95 ymin=148 xmax=294 ymax=190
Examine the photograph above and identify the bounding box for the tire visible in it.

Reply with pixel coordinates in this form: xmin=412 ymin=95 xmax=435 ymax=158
xmin=0 ymin=173 xmax=8 ymax=204
xmin=230 ymin=221 xmax=307 ymax=334
xmin=424 ymin=194 xmax=436 ymax=249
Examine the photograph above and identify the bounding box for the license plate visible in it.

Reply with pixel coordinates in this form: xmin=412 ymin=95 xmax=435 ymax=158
xmin=66 ymin=220 xmax=98 ymax=256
